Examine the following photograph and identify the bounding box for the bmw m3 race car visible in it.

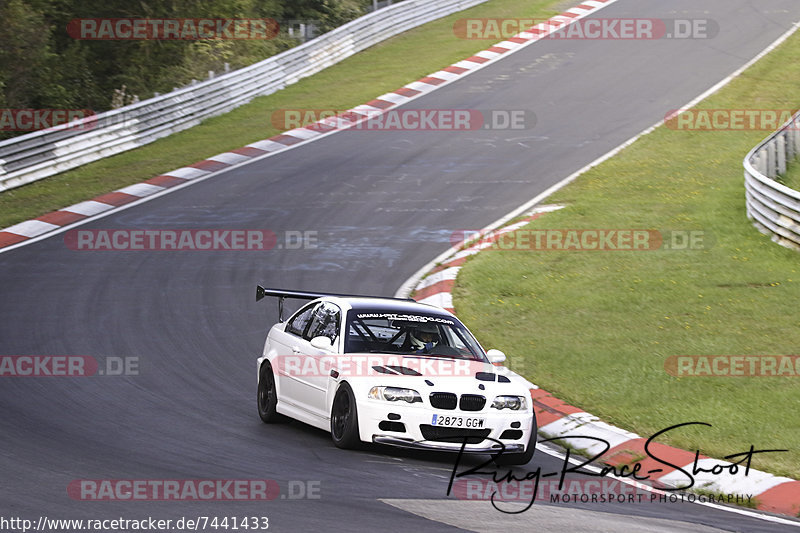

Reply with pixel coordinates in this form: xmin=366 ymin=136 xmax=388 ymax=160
xmin=255 ymin=287 xmax=537 ymax=465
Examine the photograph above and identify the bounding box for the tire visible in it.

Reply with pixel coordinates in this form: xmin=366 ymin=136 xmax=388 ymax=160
xmin=494 ymin=414 xmax=538 ymax=466
xmin=330 ymin=382 xmax=361 ymax=449
xmin=257 ymin=362 xmax=283 ymax=423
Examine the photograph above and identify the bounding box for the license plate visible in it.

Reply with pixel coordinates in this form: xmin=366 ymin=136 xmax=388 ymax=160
xmin=431 ymin=414 xmax=485 ymax=428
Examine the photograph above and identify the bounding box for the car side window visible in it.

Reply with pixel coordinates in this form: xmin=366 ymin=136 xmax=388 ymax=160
xmin=305 ymin=302 xmax=341 ymax=343
xmin=285 ymin=303 xmax=317 ymax=337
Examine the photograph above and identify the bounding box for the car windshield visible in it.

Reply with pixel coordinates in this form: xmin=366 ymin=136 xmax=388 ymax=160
xmin=344 ymin=310 xmax=487 ymax=361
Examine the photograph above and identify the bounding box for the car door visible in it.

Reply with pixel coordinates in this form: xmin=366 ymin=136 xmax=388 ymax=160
xmin=270 ymin=301 xmax=318 ymax=413
xmin=270 ymin=301 xmax=341 ymax=419
xmin=301 ymin=301 xmax=342 ymax=418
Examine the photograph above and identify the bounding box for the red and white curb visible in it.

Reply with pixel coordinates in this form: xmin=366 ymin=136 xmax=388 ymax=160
xmin=412 ymin=205 xmax=563 ymax=311
xmin=0 ymin=0 xmax=620 ymax=253
xmin=409 ymin=207 xmax=800 ymax=518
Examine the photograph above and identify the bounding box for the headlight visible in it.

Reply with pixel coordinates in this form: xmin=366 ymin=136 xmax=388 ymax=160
xmin=368 ymin=386 xmax=422 ymax=403
xmin=491 ymin=395 xmax=527 ymax=410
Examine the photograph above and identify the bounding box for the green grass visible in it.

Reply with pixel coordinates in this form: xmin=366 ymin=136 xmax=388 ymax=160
xmin=0 ymin=0 xmax=562 ymax=228
xmin=782 ymin=156 xmax=800 ymax=190
xmin=454 ymin=30 xmax=800 ymax=479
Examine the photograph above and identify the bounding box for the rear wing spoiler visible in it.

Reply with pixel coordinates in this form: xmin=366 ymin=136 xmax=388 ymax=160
xmin=255 ymin=285 xmax=414 ymax=321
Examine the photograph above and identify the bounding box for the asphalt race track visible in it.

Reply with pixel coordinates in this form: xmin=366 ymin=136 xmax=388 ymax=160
xmin=2 ymin=1 xmax=800 ymax=531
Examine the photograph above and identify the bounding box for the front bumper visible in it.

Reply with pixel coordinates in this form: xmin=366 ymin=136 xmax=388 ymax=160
xmin=358 ymin=397 xmax=534 ymax=454
xmin=373 ymin=434 xmax=525 ymax=454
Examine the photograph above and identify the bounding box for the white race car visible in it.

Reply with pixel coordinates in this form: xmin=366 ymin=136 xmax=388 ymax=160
xmin=255 ymin=287 xmax=537 ymax=465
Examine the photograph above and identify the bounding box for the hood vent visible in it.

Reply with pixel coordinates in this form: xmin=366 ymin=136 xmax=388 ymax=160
xmin=372 ymin=365 xmax=422 ymax=376
xmin=386 ymin=365 xmax=422 ymax=376
xmin=476 ymin=371 xmax=511 ymax=383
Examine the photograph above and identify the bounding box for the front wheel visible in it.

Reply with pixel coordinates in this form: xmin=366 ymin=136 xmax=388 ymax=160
xmin=330 ymin=383 xmax=360 ymax=449
xmin=257 ymin=362 xmax=283 ymax=423
xmin=494 ymin=414 xmax=537 ymax=466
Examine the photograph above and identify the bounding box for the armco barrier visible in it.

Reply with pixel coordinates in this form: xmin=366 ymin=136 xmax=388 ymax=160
xmin=0 ymin=0 xmax=488 ymax=192
xmin=744 ymin=111 xmax=800 ymax=250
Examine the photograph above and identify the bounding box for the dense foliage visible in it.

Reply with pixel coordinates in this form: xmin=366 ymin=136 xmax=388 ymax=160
xmin=0 ymin=0 xmax=371 ymax=117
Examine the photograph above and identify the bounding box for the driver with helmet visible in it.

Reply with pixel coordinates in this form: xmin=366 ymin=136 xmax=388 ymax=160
xmin=407 ymin=322 xmax=440 ymax=354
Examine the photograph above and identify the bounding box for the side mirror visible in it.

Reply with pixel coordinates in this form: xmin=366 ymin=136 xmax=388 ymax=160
xmin=486 ymin=349 xmax=506 ymax=364
xmin=310 ymin=336 xmax=334 ymax=351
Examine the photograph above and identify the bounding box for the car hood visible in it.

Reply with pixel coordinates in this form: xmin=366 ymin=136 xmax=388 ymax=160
xmin=333 ymin=353 xmax=533 ymax=394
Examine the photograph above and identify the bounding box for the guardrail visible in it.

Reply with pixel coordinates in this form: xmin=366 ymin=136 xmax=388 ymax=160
xmin=0 ymin=0 xmax=487 ymax=192
xmin=744 ymin=111 xmax=800 ymax=250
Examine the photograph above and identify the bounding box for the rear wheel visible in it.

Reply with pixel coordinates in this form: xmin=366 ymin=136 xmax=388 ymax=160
xmin=330 ymin=383 xmax=360 ymax=449
xmin=494 ymin=414 xmax=537 ymax=466
xmin=257 ymin=362 xmax=283 ymax=423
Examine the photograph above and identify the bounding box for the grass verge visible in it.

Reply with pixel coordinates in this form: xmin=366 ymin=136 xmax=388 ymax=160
xmin=454 ymin=29 xmax=800 ymax=479
xmin=0 ymin=0 xmax=562 ymax=229
xmin=781 ymin=156 xmax=800 ymax=190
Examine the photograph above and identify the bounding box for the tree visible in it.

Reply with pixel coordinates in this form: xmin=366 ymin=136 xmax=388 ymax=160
xmin=0 ymin=0 xmax=375 ymax=135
